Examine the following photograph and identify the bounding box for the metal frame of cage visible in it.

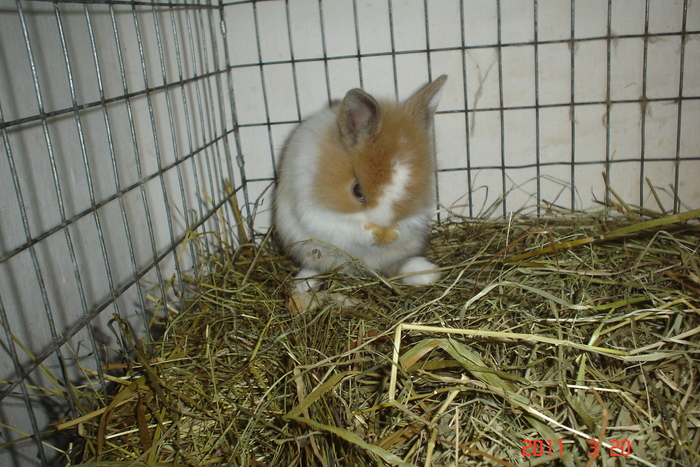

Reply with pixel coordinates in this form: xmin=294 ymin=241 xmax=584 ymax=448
xmin=0 ymin=0 xmax=698 ymax=465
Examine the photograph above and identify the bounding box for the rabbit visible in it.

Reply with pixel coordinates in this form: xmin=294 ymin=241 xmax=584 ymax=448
xmin=273 ymin=75 xmax=447 ymax=291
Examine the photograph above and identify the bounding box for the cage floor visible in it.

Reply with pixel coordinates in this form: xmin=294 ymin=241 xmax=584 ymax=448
xmin=55 ymin=207 xmax=700 ymax=467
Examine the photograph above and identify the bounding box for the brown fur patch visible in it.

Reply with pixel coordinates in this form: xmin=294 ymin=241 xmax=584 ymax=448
xmin=365 ymin=222 xmax=400 ymax=245
xmin=314 ymin=101 xmax=435 ymax=220
xmin=374 ymin=104 xmax=434 ymax=222
xmin=315 ymin=125 xmax=364 ymax=213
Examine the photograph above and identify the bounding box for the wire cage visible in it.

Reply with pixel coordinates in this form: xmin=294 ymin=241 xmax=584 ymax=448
xmin=0 ymin=0 xmax=699 ymax=465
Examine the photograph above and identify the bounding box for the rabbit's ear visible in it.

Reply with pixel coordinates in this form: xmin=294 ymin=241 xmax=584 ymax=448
xmin=405 ymin=74 xmax=447 ymax=131
xmin=338 ymin=89 xmax=381 ymax=148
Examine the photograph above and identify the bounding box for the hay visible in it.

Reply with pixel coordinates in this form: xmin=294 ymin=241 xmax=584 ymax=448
xmin=61 ymin=205 xmax=700 ymax=466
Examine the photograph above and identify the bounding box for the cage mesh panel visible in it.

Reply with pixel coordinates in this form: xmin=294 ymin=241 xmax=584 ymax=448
xmin=0 ymin=0 xmax=240 ymax=464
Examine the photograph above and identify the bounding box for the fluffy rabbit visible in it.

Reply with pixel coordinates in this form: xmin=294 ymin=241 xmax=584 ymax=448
xmin=274 ymin=75 xmax=447 ymax=290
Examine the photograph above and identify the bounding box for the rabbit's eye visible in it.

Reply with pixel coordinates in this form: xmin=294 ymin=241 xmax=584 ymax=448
xmin=351 ymin=181 xmax=365 ymax=202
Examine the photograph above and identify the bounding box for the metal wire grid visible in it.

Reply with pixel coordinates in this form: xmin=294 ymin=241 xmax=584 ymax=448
xmin=225 ymin=0 xmax=699 ymax=221
xmin=0 ymin=0 xmax=242 ymax=463
xmin=0 ymin=0 xmax=698 ymax=465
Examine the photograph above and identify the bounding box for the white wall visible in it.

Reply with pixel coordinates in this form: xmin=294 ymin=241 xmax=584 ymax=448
xmin=224 ymin=0 xmax=700 ymax=224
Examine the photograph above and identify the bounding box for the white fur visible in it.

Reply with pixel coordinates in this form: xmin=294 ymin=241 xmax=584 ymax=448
xmin=293 ymin=268 xmax=322 ymax=292
xmin=397 ymin=257 xmax=441 ymax=285
xmin=274 ymin=87 xmax=443 ymax=287
xmin=364 ymin=161 xmax=412 ymax=227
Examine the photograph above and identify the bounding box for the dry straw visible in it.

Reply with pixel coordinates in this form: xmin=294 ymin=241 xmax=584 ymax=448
xmin=15 ymin=192 xmax=700 ymax=466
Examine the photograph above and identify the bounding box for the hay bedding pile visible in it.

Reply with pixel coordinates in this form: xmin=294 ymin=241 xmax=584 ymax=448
xmin=62 ymin=205 xmax=700 ymax=467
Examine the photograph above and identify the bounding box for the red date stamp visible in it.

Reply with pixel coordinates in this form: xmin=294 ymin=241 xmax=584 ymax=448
xmin=522 ymin=439 xmax=632 ymax=457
